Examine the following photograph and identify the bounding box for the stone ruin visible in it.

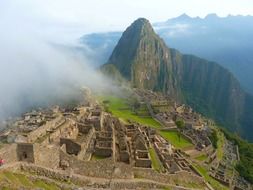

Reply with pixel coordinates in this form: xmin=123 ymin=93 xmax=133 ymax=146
xmin=60 ymin=123 xmax=95 ymax=159
xmin=153 ymin=134 xmax=200 ymax=175
xmin=16 ymin=143 xmax=35 ymax=163
xmin=94 ymin=133 xmax=113 ymax=157
xmin=114 ymin=119 xmax=130 ymax=163
xmin=209 ymin=139 xmax=251 ymax=189
xmin=93 ymin=113 xmax=113 ymax=158
xmin=181 ymin=124 xmax=212 ymax=151
xmin=86 ymin=106 xmax=104 ymax=131
xmin=0 ymin=97 xmax=219 ymax=189
xmin=132 ymin=132 xmax=151 ymax=168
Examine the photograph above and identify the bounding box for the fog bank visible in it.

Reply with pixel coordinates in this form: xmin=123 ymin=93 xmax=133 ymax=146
xmin=0 ymin=4 xmax=112 ymax=120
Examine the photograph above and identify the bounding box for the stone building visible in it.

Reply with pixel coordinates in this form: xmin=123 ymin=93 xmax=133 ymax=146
xmin=132 ymin=129 xmax=151 ymax=168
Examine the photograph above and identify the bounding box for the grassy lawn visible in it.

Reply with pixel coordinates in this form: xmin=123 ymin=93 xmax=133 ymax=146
xmin=193 ymin=164 xmax=229 ymax=190
xmin=208 ymin=125 xmax=225 ymax=161
xmin=0 ymin=171 xmax=61 ymax=190
xmin=159 ymin=130 xmax=193 ymax=149
xmin=216 ymin=129 xmax=225 ymax=161
xmin=98 ymin=95 xmax=161 ymax=129
xmin=194 ymin=154 xmax=208 ymax=161
xmin=91 ymin=154 xmax=107 ymax=160
xmin=149 ymin=147 xmax=164 ymax=172
xmin=33 ymin=179 xmax=60 ymax=190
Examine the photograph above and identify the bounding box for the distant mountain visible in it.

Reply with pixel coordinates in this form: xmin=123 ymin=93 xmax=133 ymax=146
xmin=101 ymin=18 xmax=253 ymax=141
xmin=154 ymin=13 xmax=253 ymax=94
xmin=80 ymin=32 xmax=121 ymax=67
xmin=80 ymin=14 xmax=253 ymax=94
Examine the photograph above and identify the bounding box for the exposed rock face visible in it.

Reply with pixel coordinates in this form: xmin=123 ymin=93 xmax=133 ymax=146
xmin=103 ymin=18 xmax=253 ymax=141
xmin=107 ymin=18 xmax=182 ymax=99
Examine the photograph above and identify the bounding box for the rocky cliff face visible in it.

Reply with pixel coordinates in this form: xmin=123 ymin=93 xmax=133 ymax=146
xmin=108 ymin=18 xmax=182 ymax=99
xmin=103 ymin=18 xmax=253 ymax=141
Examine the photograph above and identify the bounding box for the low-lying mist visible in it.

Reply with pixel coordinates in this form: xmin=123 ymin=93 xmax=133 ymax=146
xmin=0 ymin=30 xmax=114 ymax=122
xmin=0 ymin=1 xmax=124 ymax=123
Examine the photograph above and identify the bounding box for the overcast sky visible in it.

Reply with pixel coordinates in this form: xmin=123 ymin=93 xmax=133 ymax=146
xmin=1 ymin=0 xmax=253 ymax=42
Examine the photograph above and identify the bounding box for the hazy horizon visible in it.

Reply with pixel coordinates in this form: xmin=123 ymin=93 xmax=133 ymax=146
xmin=1 ymin=0 xmax=253 ymax=42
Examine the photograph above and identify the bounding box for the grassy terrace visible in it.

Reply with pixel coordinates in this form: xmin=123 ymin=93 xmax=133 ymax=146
xmin=193 ymin=164 xmax=229 ymax=190
xmin=159 ymin=130 xmax=193 ymax=149
xmin=98 ymin=95 xmax=194 ymax=149
xmin=194 ymin=154 xmax=208 ymax=161
xmin=97 ymin=95 xmax=230 ymax=189
xmin=0 ymin=171 xmax=61 ymax=190
xmin=149 ymin=147 xmax=164 ymax=172
xmin=98 ymin=95 xmax=161 ymax=129
xmin=216 ymin=128 xmax=225 ymax=161
xmin=91 ymin=154 xmax=107 ymax=160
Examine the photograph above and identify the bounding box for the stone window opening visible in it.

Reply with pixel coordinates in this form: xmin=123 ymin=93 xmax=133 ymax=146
xmin=23 ymin=152 xmax=27 ymax=159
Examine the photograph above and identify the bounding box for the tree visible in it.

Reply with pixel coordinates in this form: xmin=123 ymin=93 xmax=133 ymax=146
xmin=103 ymin=100 xmax=110 ymax=104
xmin=132 ymin=99 xmax=141 ymax=112
xmin=208 ymin=129 xmax=218 ymax=149
xmin=176 ymin=120 xmax=185 ymax=129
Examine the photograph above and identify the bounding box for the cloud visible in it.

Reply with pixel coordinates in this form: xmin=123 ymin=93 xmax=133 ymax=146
xmin=0 ymin=1 xmax=112 ymax=121
xmin=0 ymin=34 xmax=110 ymax=120
xmin=155 ymin=23 xmax=191 ymax=37
xmin=167 ymin=24 xmax=191 ymax=37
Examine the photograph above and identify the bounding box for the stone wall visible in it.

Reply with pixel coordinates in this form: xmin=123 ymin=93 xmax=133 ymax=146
xmin=135 ymin=150 xmax=151 ymax=168
xmin=135 ymin=158 xmax=151 ymax=168
xmin=16 ymin=142 xmax=60 ymax=168
xmin=133 ymin=168 xmax=205 ymax=186
xmin=16 ymin=143 xmax=34 ymax=163
xmin=34 ymin=144 xmax=60 ymax=169
xmin=27 ymin=116 xmax=65 ymax=143
xmin=20 ymin=163 xmax=110 ymax=188
xmin=60 ymin=138 xmax=81 ymax=155
xmin=119 ymin=151 xmax=130 ymax=163
xmin=77 ymin=123 xmax=92 ymax=134
xmin=94 ymin=146 xmax=112 ymax=157
xmin=48 ymin=121 xmax=78 ymax=143
xmin=0 ymin=144 xmax=17 ymax=163
xmin=60 ymin=150 xmax=114 ymax=178
xmin=60 ymin=150 xmax=133 ymax=179
xmin=20 ymin=163 xmax=195 ymax=190
xmin=110 ymin=180 xmax=166 ymax=190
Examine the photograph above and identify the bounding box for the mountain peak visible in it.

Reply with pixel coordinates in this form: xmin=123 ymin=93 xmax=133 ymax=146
xmin=169 ymin=13 xmax=192 ymax=22
xmin=128 ymin=18 xmax=154 ymax=35
xmin=205 ymin=13 xmax=219 ymax=19
xmin=132 ymin=18 xmax=150 ymax=25
xmin=106 ymin=17 xmax=178 ymax=94
xmin=178 ymin=13 xmax=191 ymax=19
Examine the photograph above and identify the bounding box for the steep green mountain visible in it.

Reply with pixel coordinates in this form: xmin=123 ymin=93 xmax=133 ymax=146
xmin=103 ymin=18 xmax=253 ymax=141
xmin=108 ymin=18 xmax=182 ymax=99
xmin=180 ymin=53 xmax=248 ymax=135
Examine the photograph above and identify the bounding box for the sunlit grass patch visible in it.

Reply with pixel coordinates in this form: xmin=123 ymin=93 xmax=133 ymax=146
xmin=194 ymin=154 xmax=208 ymax=161
xmin=193 ymin=164 xmax=229 ymax=190
xmin=159 ymin=130 xmax=193 ymax=149
xmin=149 ymin=147 xmax=164 ymax=172
xmin=98 ymin=95 xmax=161 ymax=129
